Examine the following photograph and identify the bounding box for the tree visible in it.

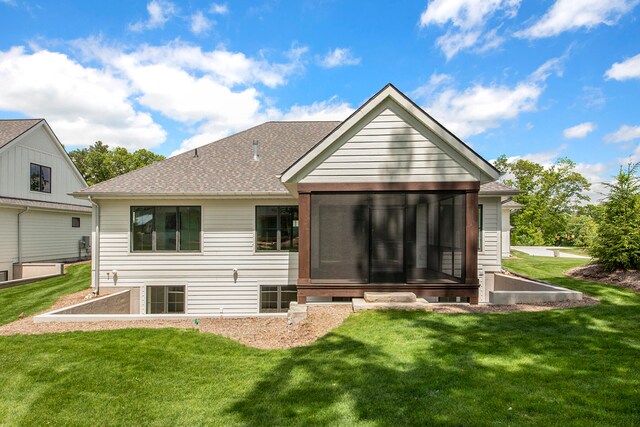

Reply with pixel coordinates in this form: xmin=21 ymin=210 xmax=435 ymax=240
xmin=494 ymin=156 xmax=591 ymax=246
xmin=69 ymin=141 xmax=165 ymax=185
xmin=591 ymin=163 xmax=640 ymax=270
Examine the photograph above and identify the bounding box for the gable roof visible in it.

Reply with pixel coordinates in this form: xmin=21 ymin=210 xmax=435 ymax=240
xmin=76 ymin=121 xmax=340 ymax=197
xmin=478 ymin=181 xmax=521 ymax=195
xmin=0 ymin=119 xmax=43 ymax=149
xmin=280 ymin=84 xmax=501 ymax=184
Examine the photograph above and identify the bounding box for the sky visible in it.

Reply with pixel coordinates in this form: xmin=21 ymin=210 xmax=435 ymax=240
xmin=1 ymin=0 xmax=639 ymax=200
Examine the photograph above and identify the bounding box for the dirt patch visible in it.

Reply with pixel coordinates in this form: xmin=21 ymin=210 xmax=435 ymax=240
xmin=568 ymin=264 xmax=640 ymax=293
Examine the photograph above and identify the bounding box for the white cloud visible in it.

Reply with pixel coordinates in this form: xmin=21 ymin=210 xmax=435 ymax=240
xmin=563 ymin=122 xmax=595 ymax=139
xmin=574 ymin=162 xmax=609 ymax=201
xmin=0 ymin=0 xmax=17 ymax=6
xmin=209 ymin=3 xmax=228 ymax=14
xmin=419 ymin=0 xmax=521 ymax=59
xmin=506 ymin=145 xmax=568 ymax=167
xmin=129 ymin=0 xmax=177 ymax=32
xmin=318 ymin=48 xmax=361 ymax=68
xmin=0 ymin=46 xmax=166 ymax=149
xmin=417 ymin=58 xmax=563 ymax=138
xmin=190 ymin=11 xmax=212 ymax=35
xmin=605 ymin=124 xmax=640 ymax=143
xmin=517 ymin=0 xmax=639 ymax=39
xmin=605 ymin=53 xmax=640 ymax=80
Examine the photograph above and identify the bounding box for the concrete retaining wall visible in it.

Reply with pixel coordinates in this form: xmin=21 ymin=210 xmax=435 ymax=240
xmin=490 ymin=273 xmax=582 ymax=305
xmin=52 ymin=290 xmax=131 ymax=315
xmin=13 ymin=263 xmax=64 ymax=280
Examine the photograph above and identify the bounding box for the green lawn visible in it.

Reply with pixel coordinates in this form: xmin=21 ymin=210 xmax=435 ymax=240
xmin=0 ymin=263 xmax=90 ymax=325
xmin=1 ymin=257 xmax=639 ymax=426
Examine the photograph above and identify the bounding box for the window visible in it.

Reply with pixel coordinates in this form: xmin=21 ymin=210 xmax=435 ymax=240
xmin=146 ymin=286 xmax=185 ymax=314
xmin=478 ymin=205 xmax=484 ymax=252
xmin=72 ymin=217 xmax=80 ymax=228
xmin=260 ymin=285 xmax=297 ymax=313
xmin=0 ymin=271 xmax=8 ymax=282
xmin=131 ymin=206 xmax=201 ymax=252
xmin=30 ymin=163 xmax=51 ymax=193
xmin=256 ymin=206 xmax=298 ymax=251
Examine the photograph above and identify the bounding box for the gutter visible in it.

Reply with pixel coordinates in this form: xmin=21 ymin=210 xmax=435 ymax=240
xmin=88 ymin=196 xmax=100 ymax=295
xmin=17 ymin=207 xmax=29 ymax=263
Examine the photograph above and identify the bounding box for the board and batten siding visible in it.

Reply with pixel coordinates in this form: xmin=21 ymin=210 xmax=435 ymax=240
xmin=0 ymin=125 xmax=90 ymax=206
xmin=97 ymin=198 xmax=298 ymax=315
xmin=478 ymin=196 xmax=502 ymax=303
xmin=300 ymin=107 xmax=480 ymax=184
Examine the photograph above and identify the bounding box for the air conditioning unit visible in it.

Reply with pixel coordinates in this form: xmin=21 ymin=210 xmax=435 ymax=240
xmin=80 ymin=236 xmax=91 ymax=249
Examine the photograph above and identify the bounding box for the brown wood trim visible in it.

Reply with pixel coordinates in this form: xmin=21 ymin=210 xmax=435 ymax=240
xmin=297 ymin=181 xmax=480 ymax=193
xmin=465 ymin=191 xmax=479 ymax=285
xmin=298 ymin=193 xmax=311 ymax=284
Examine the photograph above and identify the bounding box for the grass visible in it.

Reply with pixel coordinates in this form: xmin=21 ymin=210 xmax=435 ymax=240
xmin=0 ymin=263 xmax=90 ymax=325
xmin=1 ymin=257 xmax=639 ymax=425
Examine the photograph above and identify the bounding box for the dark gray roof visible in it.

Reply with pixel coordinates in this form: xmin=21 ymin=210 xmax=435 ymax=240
xmin=77 ymin=120 xmax=519 ymax=197
xmin=479 ymin=181 xmax=521 ymax=195
xmin=0 ymin=119 xmax=43 ymax=149
xmin=502 ymin=198 xmax=523 ymax=208
xmin=0 ymin=197 xmax=91 ymax=213
xmin=78 ymin=121 xmax=341 ymax=195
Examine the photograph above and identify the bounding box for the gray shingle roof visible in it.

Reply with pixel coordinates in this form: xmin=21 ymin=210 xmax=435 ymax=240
xmin=79 ymin=121 xmax=341 ymax=195
xmin=478 ymin=181 xmax=521 ymax=195
xmin=0 ymin=197 xmax=91 ymax=213
xmin=0 ymin=119 xmax=43 ymax=149
xmin=77 ymin=120 xmax=519 ymax=196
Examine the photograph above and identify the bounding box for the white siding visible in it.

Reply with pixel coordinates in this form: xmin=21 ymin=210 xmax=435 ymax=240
xmin=301 ymin=107 xmax=478 ymax=184
xmin=20 ymin=210 xmax=92 ymax=262
xmin=478 ymin=197 xmax=502 ymax=302
xmin=97 ymin=199 xmax=298 ymax=315
xmin=501 ymin=208 xmax=512 ymax=258
xmin=0 ymin=207 xmax=19 ymax=280
xmin=0 ymin=125 xmax=89 ymax=206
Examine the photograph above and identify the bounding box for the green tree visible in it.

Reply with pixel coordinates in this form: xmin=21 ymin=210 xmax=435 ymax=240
xmin=69 ymin=141 xmax=165 ymax=185
xmin=591 ymin=163 xmax=640 ymax=270
xmin=494 ymin=156 xmax=591 ymax=246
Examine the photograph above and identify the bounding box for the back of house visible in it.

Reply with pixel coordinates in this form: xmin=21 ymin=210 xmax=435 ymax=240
xmin=0 ymin=119 xmax=91 ymax=281
xmin=74 ymin=84 xmax=518 ymax=315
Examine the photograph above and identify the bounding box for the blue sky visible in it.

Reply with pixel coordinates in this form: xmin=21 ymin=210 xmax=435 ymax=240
xmin=1 ymin=0 xmax=639 ymax=199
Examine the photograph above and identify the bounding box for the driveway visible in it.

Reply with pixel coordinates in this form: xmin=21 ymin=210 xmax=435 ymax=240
xmin=512 ymin=246 xmax=590 ymax=259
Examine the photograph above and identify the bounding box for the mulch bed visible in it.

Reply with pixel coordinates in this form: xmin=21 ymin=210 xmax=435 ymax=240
xmin=567 ymin=264 xmax=640 ymax=293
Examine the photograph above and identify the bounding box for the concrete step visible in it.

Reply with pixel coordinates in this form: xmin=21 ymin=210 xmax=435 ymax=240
xmin=352 ymin=298 xmax=430 ymax=312
xmin=364 ymin=292 xmax=417 ymax=303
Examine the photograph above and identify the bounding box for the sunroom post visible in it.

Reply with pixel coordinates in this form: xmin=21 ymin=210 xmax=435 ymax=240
xmin=465 ymin=190 xmax=479 ymax=303
xmin=297 ymin=191 xmax=311 ymax=304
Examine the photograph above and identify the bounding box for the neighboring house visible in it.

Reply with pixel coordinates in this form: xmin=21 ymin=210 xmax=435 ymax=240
xmin=501 ymin=198 xmax=523 ymax=258
xmin=0 ymin=119 xmax=91 ymax=281
xmin=73 ymin=84 xmax=519 ymax=315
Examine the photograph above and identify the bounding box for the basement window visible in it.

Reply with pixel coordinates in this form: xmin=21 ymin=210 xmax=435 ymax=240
xmin=0 ymin=271 xmax=7 ymax=282
xmin=72 ymin=217 xmax=80 ymax=228
xmin=146 ymin=286 xmax=185 ymax=314
xmin=260 ymin=285 xmax=297 ymax=313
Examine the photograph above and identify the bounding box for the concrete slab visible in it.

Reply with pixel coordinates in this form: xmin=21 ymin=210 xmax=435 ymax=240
xmin=364 ymin=292 xmax=417 ymax=303
xmin=287 ymin=302 xmax=308 ymax=325
xmin=353 ymin=298 xmax=430 ymax=312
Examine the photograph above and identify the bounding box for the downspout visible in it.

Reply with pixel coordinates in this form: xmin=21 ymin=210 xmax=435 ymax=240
xmin=17 ymin=207 xmax=29 ymax=263
xmin=88 ymin=196 xmax=100 ymax=295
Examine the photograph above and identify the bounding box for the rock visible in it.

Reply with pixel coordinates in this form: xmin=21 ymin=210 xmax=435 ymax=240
xmin=364 ymin=292 xmax=416 ymax=303
xmin=287 ymin=302 xmax=308 ymax=325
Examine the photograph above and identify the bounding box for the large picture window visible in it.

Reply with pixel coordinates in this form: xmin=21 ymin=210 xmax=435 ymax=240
xmin=131 ymin=206 xmax=201 ymax=252
xmin=146 ymin=286 xmax=185 ymax=314
xmin=256 ymin=206 xmax=298 ymax=251
xmin=30 ymin=163 xmax=51 ymax=193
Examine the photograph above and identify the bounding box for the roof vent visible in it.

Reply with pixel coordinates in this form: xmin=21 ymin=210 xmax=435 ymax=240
xmin=252 ymin=140 xmax=259 ymax=161
xmin=194 ymin=148 xmax=199 ymax=158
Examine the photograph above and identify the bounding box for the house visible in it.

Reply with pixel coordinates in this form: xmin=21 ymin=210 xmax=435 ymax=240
xmin=501 ymin=198 xmax=523 ymax=258
xmin=73 ymin=84 xmax=519 ymax=315
xmin=0 ymin=119 xmax=91 ymax=282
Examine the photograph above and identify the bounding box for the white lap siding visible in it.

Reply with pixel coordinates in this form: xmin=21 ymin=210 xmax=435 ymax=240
xmin=478 ymin=197 xmax=502 ymax=303
xmin=97 ymin=198 xmax=298 ymax=315
xmin=0 ymin=207 xmax=19 ymax=280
